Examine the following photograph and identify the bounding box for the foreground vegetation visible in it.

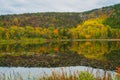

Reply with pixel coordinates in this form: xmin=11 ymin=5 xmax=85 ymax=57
xmin=0 ymin=69 xmax=120 ymax=80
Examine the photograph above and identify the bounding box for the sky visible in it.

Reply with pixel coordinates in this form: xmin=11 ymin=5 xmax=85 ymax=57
xmin=0 ymin=0 xmax=120 ymax=15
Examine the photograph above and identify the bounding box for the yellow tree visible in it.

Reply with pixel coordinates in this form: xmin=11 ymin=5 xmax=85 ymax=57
xmin=0 ymin=27 xmax=5 ymax=39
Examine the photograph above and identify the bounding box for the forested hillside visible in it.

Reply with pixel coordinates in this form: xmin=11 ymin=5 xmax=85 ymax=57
xmin=0 ymin=4 xmax=120 ymax=41
xmin=103 ymin=4 xmax=120 ymax=28
xmin=0 ymin=13 xmax=82 ymax=28
xmin=0 ymin=4 xmax=119 ymax=28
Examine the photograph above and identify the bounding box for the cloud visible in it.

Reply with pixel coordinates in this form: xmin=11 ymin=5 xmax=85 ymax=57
xmin=0 ymin=0 xmax=120 ymax=15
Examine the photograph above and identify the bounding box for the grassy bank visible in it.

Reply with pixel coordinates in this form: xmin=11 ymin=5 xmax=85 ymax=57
xmin=0 ymin=38 xmax=45 ymax=44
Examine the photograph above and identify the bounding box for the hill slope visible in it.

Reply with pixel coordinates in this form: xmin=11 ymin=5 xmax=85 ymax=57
xmin=0 ymin=4 xmax=119 ymax=28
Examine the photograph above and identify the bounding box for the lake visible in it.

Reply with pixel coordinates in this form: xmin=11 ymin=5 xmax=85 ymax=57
xmin=0 ymin=41 xmax=120 ymax=79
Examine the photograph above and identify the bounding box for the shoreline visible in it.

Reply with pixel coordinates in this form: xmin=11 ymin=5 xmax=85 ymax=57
xmin=60 ymin=39 xmax=120 ymax=41
xmin=0 ymin=39 xmax=120 ymax=44
xmin=0 ymin=53 xmax=118 ymax=70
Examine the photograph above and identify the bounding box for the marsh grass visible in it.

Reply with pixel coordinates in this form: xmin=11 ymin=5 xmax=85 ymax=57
xmin=0 ymin=69 xmax=119 ymax=80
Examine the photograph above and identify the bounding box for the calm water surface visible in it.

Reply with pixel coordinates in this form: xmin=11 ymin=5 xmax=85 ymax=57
xmin=0 ymin=41 xmax=120 ymax=61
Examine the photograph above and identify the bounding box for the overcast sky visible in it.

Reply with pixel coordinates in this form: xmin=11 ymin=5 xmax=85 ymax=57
xmin=0 ymin=0 xmax=120 ymax=15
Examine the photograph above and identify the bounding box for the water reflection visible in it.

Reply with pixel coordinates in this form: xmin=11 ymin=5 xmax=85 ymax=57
xmin=0 ymin=41 xmax=120 ymax=61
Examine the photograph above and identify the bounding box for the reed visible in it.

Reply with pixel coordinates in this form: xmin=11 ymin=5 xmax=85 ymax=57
xmin=0 ymin=69 xmax=119 ymax=80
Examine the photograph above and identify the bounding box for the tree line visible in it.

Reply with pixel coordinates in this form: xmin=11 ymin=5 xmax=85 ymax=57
xmin=0 ymin=17 xmax=120 ymax=40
